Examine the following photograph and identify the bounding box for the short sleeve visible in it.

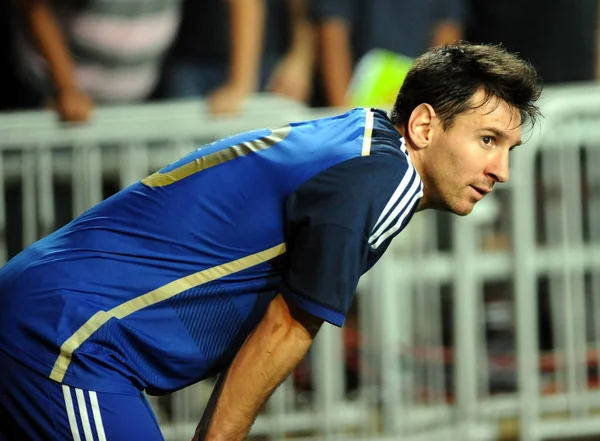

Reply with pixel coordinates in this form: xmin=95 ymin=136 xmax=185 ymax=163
xmin=310 ymin=0 xmax=354 ymax=23
xmin=280 ymin=150 xmax=422 ymax=326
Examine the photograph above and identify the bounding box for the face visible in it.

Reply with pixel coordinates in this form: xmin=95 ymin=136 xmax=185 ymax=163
xmin=414 ymin=90 xmax=523 ymax=216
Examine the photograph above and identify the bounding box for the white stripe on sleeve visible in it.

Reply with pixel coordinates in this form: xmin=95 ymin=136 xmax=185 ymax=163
xmin=75 ymin=388 xmax=94 ymax=441
xmin=369 ymin=166 xmax=422 ymax=244
xmin=62 ymin=385 xmax=82 ymax=441
xmin=89 ymin=391 xmax=107 ymax=441
xmin=371 ymin=166 xmax=416 ymax=237
xmin=371 ymin=187 xmax=423 ymax=249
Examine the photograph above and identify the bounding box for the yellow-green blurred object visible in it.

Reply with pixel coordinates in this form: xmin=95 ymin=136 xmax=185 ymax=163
xmin=348 ymin=49 xmax=415 ymax=108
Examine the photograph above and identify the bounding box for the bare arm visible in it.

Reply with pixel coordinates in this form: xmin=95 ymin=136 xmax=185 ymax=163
xmin=193 ymin=294 xmax=323 ymax=441
xmin=267 ymin=0 xmax=316 ymax=103
xmin=209 ymin=0 xmax=266 ymax=115
xmin=318 ymin=18 xmax=353 ymax=107
xmin=22 ymin=0 xmax=77 ymax=93
xmin=20 ymin=0 xmax=92 ymax=121
xmin=286 ymin=0 xmax=316 ymax=67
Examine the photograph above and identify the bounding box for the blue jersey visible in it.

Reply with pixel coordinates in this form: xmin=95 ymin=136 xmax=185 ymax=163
xmin=0 ymin=108 xmax=423 ymax=395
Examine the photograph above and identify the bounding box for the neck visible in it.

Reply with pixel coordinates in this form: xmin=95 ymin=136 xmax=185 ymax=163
xmin=394 ymin=125 xmax=431 ymax=212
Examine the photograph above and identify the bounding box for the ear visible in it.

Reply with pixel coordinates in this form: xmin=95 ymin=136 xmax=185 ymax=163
xmin=406 ymin=103 xmax=436 ymax=149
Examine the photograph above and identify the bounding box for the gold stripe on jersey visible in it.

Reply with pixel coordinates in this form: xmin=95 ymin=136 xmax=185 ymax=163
xmin=142 ymin=125 xmax=291 ymax=187
xmin=49 ymin=243 xmax=287 ymax=382
xmin=361 ymin=108 xmax=374 ymax=156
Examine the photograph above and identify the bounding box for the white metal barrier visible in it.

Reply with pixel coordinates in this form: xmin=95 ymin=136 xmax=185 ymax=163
xmin=1 ymin=87 xmax=600 ymax=441
xmin=513 ymin=85 xmax=600 ymax=441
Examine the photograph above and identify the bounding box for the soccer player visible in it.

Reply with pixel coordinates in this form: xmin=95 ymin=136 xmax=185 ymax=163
xmin=0 ymin=43 xmax=541 ymax=441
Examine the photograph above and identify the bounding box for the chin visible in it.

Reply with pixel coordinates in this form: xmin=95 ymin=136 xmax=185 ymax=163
xmin=431 ymin=194 xmax=475 ymax=216
xmin=453 ymin=206 xmax=474 ymax=216
xmin=443 ymin=201 xmax=475 ymax=216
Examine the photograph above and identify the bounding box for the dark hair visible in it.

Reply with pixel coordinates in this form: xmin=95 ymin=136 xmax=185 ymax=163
xmin=390 ymin=42 xmax=543 ymax=131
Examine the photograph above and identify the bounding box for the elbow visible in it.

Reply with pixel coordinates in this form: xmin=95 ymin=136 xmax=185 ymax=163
xmin=266 ymin=294 xmax=324 ymax=343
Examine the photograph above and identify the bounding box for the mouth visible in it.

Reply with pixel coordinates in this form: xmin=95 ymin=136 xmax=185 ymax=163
xmin=470 ymin=186 xmax=491 ymax=200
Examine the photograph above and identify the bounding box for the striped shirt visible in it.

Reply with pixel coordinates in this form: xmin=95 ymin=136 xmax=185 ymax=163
xmin=17 ymin=0 xmax=182 ymax=102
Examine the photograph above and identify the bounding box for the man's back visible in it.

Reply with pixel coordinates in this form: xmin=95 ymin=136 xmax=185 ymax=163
xmin=0 ymin=108 xmax=418 ymax=395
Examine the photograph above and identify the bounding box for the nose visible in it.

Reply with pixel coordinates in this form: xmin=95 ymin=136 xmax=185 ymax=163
xmin=486 ymin=150 xmax=509 ymax=183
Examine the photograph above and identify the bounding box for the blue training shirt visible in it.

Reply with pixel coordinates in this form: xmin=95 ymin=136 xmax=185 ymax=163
xmin=0 ymin=108 xmax=423 ymax=395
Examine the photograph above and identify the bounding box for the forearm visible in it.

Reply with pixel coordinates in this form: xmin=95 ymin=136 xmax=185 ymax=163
xmin=287 ymin=0 xmax=315 ymax=63
xmin=319 ymin=20 xmax=353 ymax=107
xmin=227 ymin=0 xmax=266 ymax=91
xmin=21 ymin=0 xmax=78 ymax=92
xmin=199 ymin=295 xmax=317 ymax=441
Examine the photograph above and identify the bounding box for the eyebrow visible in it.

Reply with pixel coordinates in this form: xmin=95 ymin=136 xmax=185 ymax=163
xmin=483 ymin=127 xmax=522 ymax=148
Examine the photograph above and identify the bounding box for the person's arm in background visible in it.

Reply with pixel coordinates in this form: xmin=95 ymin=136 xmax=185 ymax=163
xmin=431 ymin=0 xmax=465 ymax=47
xmin=318 ymin=17 xmax=353 ymax=107
xmin=209 ymin=0 xmax=265 ymax=115
xmin=267 ymin=0 xmax=315 ymax=103
xmin=314 ymin=0 xmax=354 ymax=108
xmin=20 ymin=0 xmax=93 ymax=121
xmin=192 ymin=294 xmax=322 ymax=441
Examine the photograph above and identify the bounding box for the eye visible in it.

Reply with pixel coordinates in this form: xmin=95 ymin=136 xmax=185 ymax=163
xmin=481 ymin=136 xmax=495 ymax=148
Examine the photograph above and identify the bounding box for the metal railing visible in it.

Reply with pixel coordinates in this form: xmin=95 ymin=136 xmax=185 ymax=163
xmin=1 ymin=86 xmax=600 ymax=440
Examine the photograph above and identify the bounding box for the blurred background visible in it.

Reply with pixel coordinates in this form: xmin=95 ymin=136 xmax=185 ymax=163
xmin=0 ymin=0 xmax=599 ymax=440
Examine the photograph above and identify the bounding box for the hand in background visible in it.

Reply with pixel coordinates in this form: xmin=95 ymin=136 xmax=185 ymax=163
xmin=267 ymin=51 xmax=312 ymax=103
xmin=208 ymin=83 xmax=251 ymax=116
xmin=51 ymin=88 xmax=94 ymax=122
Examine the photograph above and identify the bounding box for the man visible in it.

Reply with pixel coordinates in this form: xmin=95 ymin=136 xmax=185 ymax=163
xmin=160 ymin=0 xmax=315 ymax=115
xmin=0 ymin=43 xmax=541 ymax=440
xmin=17 ymin=0 xmax=182 ymax=122
xmin=314 ymin=0 xmax=465 ymax=107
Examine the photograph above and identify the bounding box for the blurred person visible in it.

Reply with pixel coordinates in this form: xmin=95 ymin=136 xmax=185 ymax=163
xmin=159 ymin=0 xmax=315 ymax=115
xmin=16 ymin=0 xmax=182 ymax=122
xmin=314 ymin=0 xmax=465 ymax=107
xmin=0 ymin=1 xmax=23 ymax=111
xmin=265 ymin=0 xmax=316 ymax=105
xmin=466 ymin=0 xmax=597 ymax=84
xmin=0 ymin=43 xmax=541 ymax=441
